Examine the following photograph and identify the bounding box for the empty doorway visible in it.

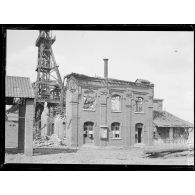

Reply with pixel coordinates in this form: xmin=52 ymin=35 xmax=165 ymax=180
xmin=135 ymin=123 xmax=143 ymax=144
xmin=83 ymin=122 xmax=94 ymax=144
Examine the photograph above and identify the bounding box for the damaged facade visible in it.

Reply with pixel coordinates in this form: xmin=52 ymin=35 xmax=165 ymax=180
xmin=63 ymin=60 xmax=193 ymax=147
xmin=6 ymin=61 xmax=194 ymax=149
xmin=64 ymin=59 xmax=155 ymax=147
xmin=30 ymin=30 xmax=193 ymax=148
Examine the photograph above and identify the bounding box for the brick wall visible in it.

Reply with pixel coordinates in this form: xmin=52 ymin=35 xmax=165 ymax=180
xmin=24 ymin=99 xmax=34 ymax=156
xmin=65 ymin=89 xmax=73 ymax=146
xmin=65 ymin=79 xmax=154 ymax=147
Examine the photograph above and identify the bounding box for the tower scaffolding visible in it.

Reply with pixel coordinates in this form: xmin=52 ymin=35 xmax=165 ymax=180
xmin=33 ymin=30 xmax=65 ymax=136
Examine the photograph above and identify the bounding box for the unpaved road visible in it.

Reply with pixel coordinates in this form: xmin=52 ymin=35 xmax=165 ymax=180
xmin=4 ymin=145 xmax=194 ymax=165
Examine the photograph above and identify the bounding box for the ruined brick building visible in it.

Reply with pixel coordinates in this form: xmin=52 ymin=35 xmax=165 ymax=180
xmin=6 ymin=59 xmax=194 ymax=150
xmin=5 ymin=31 xmax=193 ymax=157
xmin=64 ymin=59 xmax=154 ymax=147
xmin=63 ymin=59 xmax=193 ymax=147
xmin=31 ymin=30 xmax=193 ymax=148
xmin=5 ymin=59 xmax=193 ymax=150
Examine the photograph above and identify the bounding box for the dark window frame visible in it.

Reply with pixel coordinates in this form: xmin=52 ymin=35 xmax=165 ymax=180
xmin=135 ymin=97 xmax=144 ymax=113
xmin=111 ymin=122 xmax=121 ymax=138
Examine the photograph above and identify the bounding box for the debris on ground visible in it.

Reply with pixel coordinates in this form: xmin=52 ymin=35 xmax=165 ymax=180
xmin=5 ymin=145 xmax=194 ymax=165
xmin=33 ymin=134 xmax=66 ymax=147
xmin=162 ymin=150 xmax=194 ymax=159
xmin=144 ymin=144 xmax=194 ymax=158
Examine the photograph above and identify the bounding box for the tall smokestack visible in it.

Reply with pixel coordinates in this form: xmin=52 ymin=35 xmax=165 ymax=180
xmin=103 ymin=58 xmax=108 ymax=79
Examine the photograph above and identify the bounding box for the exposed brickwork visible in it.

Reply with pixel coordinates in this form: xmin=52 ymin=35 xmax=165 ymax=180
xmin=24 ymin=99 xmax=34 ymax=156
xmin=65 ymin=76 xmax=154 ymax=148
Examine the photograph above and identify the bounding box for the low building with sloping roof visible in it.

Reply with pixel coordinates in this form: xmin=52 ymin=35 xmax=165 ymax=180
xmin=153 ymin=110 xmax=193 ymax=128
xmin=153 ymin=104 xmax=194 ymax=145
xmin=5 ymin=76 xmax=35 ymax=156
xmin=6 ymin=76 xmax=34 ymax=103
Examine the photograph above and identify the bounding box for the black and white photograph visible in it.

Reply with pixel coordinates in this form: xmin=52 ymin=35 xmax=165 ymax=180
xmin=1 ymin=25 xmax=194 ymax=169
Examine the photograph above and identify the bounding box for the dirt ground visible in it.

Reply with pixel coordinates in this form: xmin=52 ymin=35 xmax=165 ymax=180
xmin=4 ymin=145 xmax=194 ymax=165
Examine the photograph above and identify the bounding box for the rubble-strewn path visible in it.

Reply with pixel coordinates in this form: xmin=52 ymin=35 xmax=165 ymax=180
xmin=4 ymin=145 xmax=194 ymax=165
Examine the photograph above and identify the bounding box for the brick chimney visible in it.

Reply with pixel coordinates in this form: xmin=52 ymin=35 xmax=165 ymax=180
xmin=103 ymin=58 xmax=108 ymax=79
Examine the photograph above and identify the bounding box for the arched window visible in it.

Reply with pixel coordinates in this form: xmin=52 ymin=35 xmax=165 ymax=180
xmin=111 ymin=122 xmax=120 ymax=138
xmin=111 ymin=95 xmax=121 ymax=112
xmin=135 ymin=97 xmax=143 ymax=112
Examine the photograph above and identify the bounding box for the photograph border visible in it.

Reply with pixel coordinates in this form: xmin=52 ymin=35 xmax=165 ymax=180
xmin=1 ymin=24 xmax=194 ymax=171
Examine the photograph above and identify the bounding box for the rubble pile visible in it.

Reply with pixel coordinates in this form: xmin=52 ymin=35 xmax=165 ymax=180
xmin=33 ymin=134 xmax=66 ymax=147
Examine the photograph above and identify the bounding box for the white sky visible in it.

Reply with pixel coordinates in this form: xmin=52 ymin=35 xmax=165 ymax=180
xmin=6 ymin=30 xmax=194 ymax=123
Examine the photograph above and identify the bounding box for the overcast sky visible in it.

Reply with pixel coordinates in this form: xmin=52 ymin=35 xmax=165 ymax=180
xmin=6 ymin=30 xmax=194 ymax=123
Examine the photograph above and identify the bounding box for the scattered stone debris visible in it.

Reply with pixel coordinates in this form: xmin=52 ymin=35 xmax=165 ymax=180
xmin=33 ymin=134 xmax=66 ymax=147
xmin=144 ymin=144 xmax=194 ymax=158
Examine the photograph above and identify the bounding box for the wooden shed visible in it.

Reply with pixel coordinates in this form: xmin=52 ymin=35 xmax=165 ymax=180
xmin=5 ymin=76 xmax=35 ymax=156
xmin=153 ymin=110 xmax=194 ymax=145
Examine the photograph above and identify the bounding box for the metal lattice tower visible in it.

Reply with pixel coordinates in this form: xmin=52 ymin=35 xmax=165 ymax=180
xmin=33 ymin=30 xmax=65 ymax=136
xmin=34 ymin=30 xmax=63 ymax=104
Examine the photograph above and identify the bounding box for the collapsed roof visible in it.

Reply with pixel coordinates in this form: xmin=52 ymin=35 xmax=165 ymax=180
xmin=66 ymin=73 xmax=154 ymax=88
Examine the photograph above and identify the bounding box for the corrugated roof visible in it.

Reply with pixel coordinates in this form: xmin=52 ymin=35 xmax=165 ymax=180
xmin=6 ymin=76 xmax=35 ymax=98
xmin=153 ymin=110 xmax=193 ymax=128
xmin=66 ymin=73 xmax=154 ymax=88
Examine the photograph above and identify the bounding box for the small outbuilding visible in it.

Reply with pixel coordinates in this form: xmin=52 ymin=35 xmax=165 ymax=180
xmin=153 ymin=110 xmax=194 ymax=145
xmin=5 ymin=76 xmax=35 ymax=156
